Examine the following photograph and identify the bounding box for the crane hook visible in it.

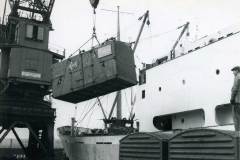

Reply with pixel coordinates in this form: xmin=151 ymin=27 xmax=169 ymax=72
xmin=89 ymin=0 xmax=99 ymax=9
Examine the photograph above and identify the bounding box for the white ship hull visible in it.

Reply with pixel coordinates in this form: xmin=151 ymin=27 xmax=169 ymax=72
xmin=59 ymin=134 xmax=125 ymax=160
xmin=136 ymin=28 xmax=240 ymax=132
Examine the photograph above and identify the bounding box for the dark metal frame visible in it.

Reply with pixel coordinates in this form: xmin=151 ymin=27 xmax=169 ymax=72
xmin=0 ymin=98 xmax=55 ymax=160
xmin=8 ymin=0 xmax=55 ymax=23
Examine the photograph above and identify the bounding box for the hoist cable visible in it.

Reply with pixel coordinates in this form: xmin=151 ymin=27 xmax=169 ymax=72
xmin=68 ymin=9 xmax=100 ymax=58
xmin=76 ymin=99 xmax=98 ymax=125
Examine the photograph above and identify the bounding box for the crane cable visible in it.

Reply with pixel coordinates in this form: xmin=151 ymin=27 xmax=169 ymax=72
xmin=76 ymin=99 xmax=98 ymax=126
xmin=68 ymin=9 xmax=100 ymax=58
xmin=91 ymin=10 xmax=100 ymax=47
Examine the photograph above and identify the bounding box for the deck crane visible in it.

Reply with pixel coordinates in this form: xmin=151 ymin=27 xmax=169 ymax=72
xmin=170 ymin=22 xmax=189 ymax=59
xmin=103 ymin=10 xmax=150 ymax=131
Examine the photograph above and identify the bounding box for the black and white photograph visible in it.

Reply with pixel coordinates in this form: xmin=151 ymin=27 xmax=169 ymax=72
xmin=0 ymin=0 xmax=240 ymax=160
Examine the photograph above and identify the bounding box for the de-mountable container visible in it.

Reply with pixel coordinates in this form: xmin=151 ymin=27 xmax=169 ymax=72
xmin=169 ymin=129 xmax=240 ymax=160
xmin=119 ymin=132 xmax=173 ymax=160
xmin=52 ymin=40 xmax=137 ymax=103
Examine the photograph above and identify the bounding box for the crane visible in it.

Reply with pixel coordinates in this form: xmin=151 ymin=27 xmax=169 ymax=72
xmin=8 ymin=0 xmax=55 ymax=23
xmin=170 ymin=22 xmax=189 ymax=59
xmin=0 ymin=1 xmax=62 ymax=160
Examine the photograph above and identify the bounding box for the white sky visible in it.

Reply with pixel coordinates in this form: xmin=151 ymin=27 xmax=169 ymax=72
xmin=1 ymin=0 xmax=240 ymax=139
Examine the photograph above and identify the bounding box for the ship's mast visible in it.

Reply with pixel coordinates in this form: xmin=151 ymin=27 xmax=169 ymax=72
xmin=117 ymin=6 xmax=120 ymax=41
xmin=116 ymin=6 xmax=122 ymax=120
xmin=101 ymin=7 xmax=148 ymax=122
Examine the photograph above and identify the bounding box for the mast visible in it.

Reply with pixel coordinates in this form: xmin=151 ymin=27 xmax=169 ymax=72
xmin=117 ymin=6 xmax=120 ymax=41
xmin=116 ymin=6 xmax=122 ymax=119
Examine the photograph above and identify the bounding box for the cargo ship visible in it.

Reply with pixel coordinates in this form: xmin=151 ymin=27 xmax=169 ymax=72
xmin=55 ymin=9 xmax=149 ymax=160
xmin=57 ymin=17 xmax=240 ymax=160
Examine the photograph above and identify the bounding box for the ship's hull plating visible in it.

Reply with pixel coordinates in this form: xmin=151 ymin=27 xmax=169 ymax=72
xmin=59 ymin=134 xmax=125 ymax=160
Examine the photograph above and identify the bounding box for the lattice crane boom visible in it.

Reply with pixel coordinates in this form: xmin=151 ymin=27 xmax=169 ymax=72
xmin=8 ymin=0 xmax=55 ymax=23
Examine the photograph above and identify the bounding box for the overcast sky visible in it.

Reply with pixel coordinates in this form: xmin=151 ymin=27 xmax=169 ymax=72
xmin=1 ymin=0 xmax=240 ymax=139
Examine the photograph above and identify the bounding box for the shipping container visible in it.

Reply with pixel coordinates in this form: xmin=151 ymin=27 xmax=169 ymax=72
xmin=52 ymin=40 xmax=137 ymax=103
xmin=119 ymin=132 xmax=173 ymax=160
xmin=169 ymin=129 xmax=240 ymax=160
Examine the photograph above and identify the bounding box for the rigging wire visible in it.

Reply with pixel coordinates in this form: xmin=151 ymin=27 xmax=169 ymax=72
xmin=78 ymin=101 xmax=91 ymax=121
xmin=76 ymin=99 xmax=98 ymax=126
xmin=103 ymin=17 xmax=139 ymax=39
xmin=68 ymin=10 xmax=181 ymax=59
xmin=86 ymin=103 xmax=98 ymax=127
xmin=133 ymin=23 xmax=189 ymax=67
xmin=68 ymin=36 xmax=94 ymax=58
xmin=139 ymin=27 xmax=181 ymax=42
xmin=68 ymin=8 xmax=100 ymax=58
xmin=77 ymin=100 xmax=94 ymax=123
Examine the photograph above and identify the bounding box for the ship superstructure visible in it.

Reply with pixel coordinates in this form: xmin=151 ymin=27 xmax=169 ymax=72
xmin=136 ymin=24 xmax=240 ymax=132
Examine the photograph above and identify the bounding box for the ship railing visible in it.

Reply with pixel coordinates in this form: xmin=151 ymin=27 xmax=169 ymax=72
xmin=57 ymin=126 xmax=71 ymax=135
xmin=185 ymin=23 xmax=240 ymax=55
xmin=138 ymin=23 xmax=240 ymax=72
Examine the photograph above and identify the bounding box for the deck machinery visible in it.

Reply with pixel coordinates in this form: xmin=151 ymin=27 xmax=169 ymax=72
xmin=0 ymin=0 xmax=63 ymax=159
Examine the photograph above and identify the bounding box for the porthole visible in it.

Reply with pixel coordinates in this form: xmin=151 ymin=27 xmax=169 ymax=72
xmin=182 ymin=79 xmax=186 ymax=85
xmin=159 ymin=87 xmax=162 ymax=92
xmin=142 ymin=90 xmax=145 ymax=99
xmin=216 ymin=69 xmax=220 ymax=75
